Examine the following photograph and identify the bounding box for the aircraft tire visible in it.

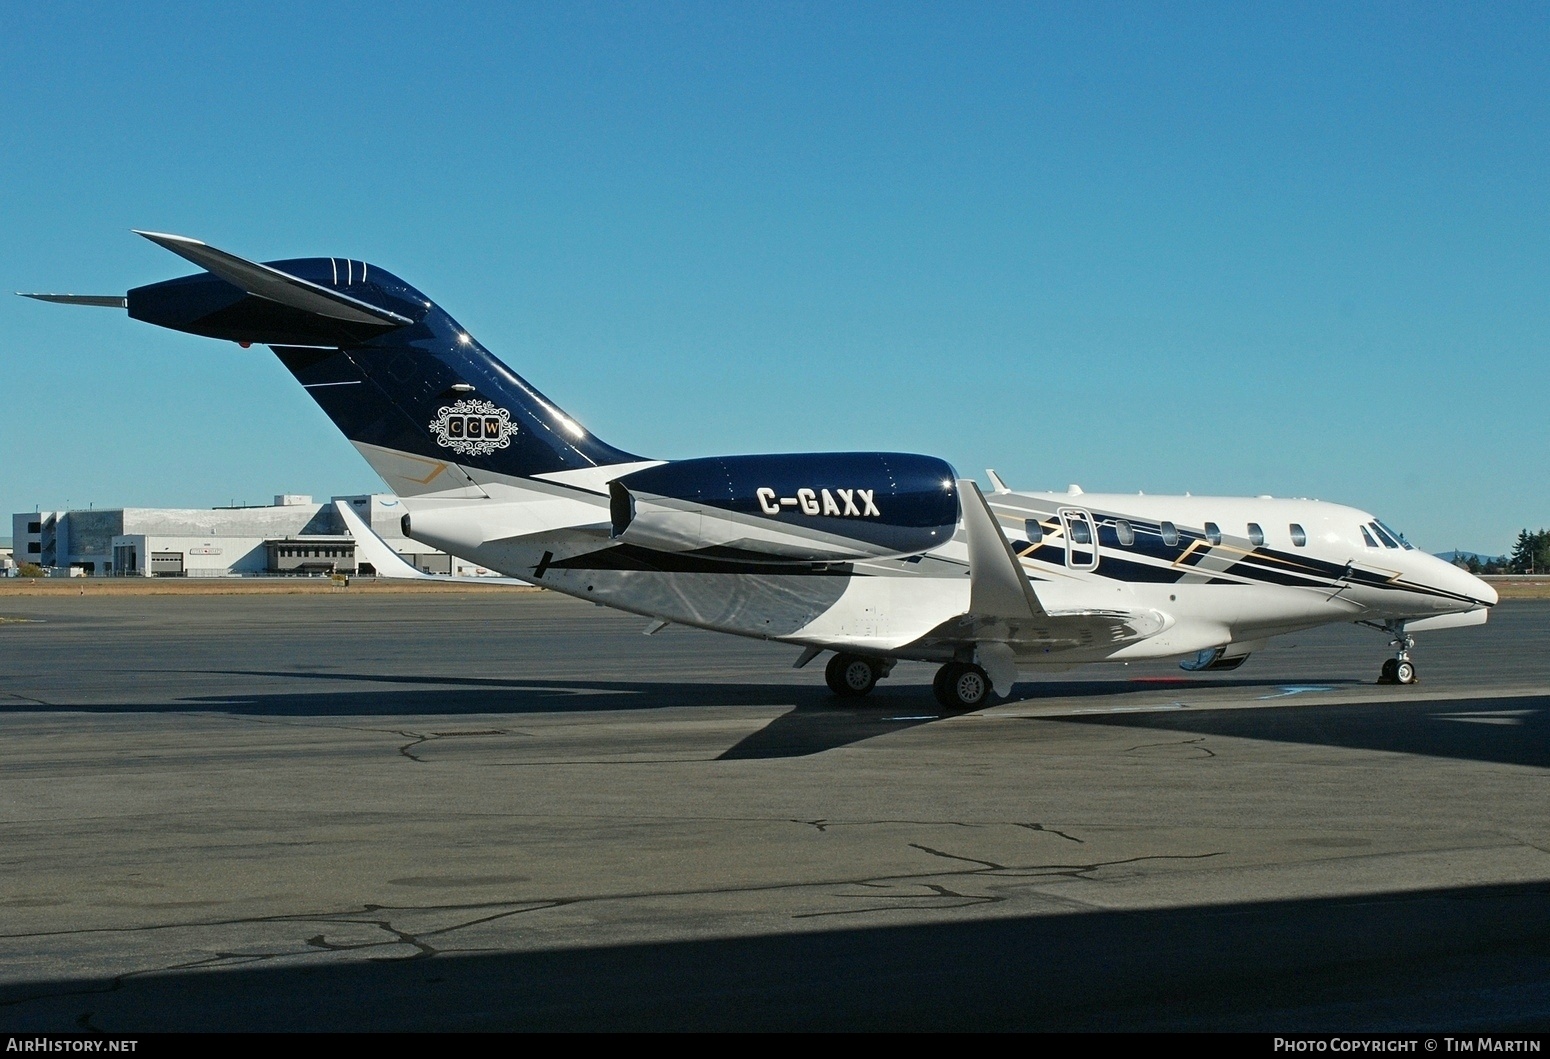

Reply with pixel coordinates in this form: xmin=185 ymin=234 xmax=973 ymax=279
xmin=1395 ymin=660 xmax=1417 ymax=685
xmin=931 ymin=663 xmax=954 ymax=703
xmin=1379 ymin=658 xmax=1398 ymax=683
xmin=826 ymin=653 xmax=879 ymax=697
xmin=933 ymin=662 xmax=990 ymax=711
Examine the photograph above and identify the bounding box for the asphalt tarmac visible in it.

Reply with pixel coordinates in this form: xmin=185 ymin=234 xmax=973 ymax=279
xmin=1 ymin=590 xmax=1547 ymax=1032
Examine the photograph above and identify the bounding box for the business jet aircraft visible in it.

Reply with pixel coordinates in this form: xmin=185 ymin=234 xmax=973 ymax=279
xmin=23 ymin=233 xmax=1498 ymax=709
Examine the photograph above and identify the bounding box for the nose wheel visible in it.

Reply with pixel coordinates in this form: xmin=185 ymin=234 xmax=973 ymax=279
xmin=1378 ymin=627 xmax=1419 ymax=685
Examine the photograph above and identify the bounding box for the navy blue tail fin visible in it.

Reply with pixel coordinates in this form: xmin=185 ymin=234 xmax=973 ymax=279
xmin=123 ymin=233 xmax=640 ymax=490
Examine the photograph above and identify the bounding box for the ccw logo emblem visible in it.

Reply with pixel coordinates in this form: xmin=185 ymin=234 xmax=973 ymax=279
xmin=429 ymin=398 xmax=515 ymax=457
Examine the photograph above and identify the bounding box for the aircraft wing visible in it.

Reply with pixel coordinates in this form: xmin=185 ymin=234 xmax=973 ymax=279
xmin=896 ymin=481 xmax=1166 ymax=689
xmin=912 ymin=607 xmax=1167 ymax=653
xmin=955 ymin=479 xmax=1165 ymax=642
xmin=959 ymin=478 xmax=1047 ymax=620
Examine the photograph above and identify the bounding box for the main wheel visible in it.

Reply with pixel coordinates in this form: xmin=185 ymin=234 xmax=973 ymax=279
xmin=932 ymin=663 xmax=955 ymax=703
xmin=933 ymin=662 xmax=991 ymax=711
xmin=1394 ymin=660 xmax=1417 ymax=685
xmin=1380 ymin=658 xmax=1399 ymax=683
xmin=825 ymin=653 xmax=879 ymax=697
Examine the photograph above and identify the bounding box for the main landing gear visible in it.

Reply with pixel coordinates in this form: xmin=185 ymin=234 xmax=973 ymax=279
xmin=821 ymin=653 xmax=994 ymax=710
xmin=824 ymin=653 xmax=895 ymax=697
xmin=1377 ymin=623 xmax=1418 ymax=685
xmin=932 ymin=661 xmax=992 ymax=711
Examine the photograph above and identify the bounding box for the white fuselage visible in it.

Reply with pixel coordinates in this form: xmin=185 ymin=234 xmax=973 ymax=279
xmin=402 ymin=471 xmax=1497 ymax=672
xmin=38 ymin=231 xmax=1494 ymax=691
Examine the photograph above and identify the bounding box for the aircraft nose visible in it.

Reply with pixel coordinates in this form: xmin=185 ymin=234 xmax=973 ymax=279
xmin=1430 ymin=555 xmax=1498 ymax=607
xmin=1473 ymin=572 xmax=1500 ymax=607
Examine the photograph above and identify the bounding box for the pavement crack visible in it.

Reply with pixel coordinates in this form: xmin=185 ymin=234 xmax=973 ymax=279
xmin=393 ymin=728 xmax=519 ymax=763
xmin=395 ymin=731 xmax=430 ymax=762
xmin=1125 ymin=736 xmax=1216 ymax=757
xmin=910 ymin=843 xmax=1007 ymax=869
xmin=0 ymin=852 xmax=1227 ymax=989
xmin=992 ymin=850 xmax=1227 ymax=881
xmin=923 ymin=883 xmax=973 ymax=900
xmin=0 ymin=901 xmax=584 ymax=1012
xmin=0 ymin=691 xmax=55 ymax=708
xmin=789 ymin=818 xmax=980 ymax=833
xmin=365 ymin=918 xmax=438 ymax=961
xmin=794 ymin=887 xmax=1001 ymax=919
xmin=791 ymin=850 xmax=1226 ymax=921
xmin=1013 ymin=822 xmax=1084 ymax=844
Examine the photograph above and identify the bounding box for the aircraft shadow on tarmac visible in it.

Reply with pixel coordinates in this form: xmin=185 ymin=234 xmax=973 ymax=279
xmin=1046 ymin=693 xmax=1550 ymax=771
xmin=9 ymin=666 xmax=1547 ymax=768
xmin=4 ymin=878 xmax=1550 ymax=1032
xmin=135 ymin=667 xmax=1367 ymax=761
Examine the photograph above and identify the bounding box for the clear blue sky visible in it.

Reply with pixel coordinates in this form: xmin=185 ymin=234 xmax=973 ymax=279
xmin=2 ymin=2 xmax=1545 ymax=552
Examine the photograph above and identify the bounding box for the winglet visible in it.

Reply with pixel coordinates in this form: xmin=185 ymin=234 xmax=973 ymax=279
xmin=985 ymin=468 xmax=1011 ymax=494
xmin=958 ymin=479 xmax=1045 ymax=620
xmin=133 ymin=230 xmax=413 ymax=327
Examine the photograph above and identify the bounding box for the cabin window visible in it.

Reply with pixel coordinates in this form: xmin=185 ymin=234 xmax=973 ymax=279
xmin=1069 ymin=519 xmax=1092 ymax=545
xmin=1205 ymin=522 xmax=1221 ymax=545
xmin=1024 ymin=519 xmax=1044 ymax=545
xmin=1247 ymin=523 xmax=1264 ymax=547
xmin=1115 ymin=519 xmax=1135 ymax=546
xmin=1289 ymin=523 xmax=1307 ymax=547
xmin=1360 ymin=525 xmax=1379 ymax=548
xmin=1160 ymin=521 xmax=1179 ymax=547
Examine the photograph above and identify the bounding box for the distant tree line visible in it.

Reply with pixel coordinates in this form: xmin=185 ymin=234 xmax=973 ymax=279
xmin=1456 ymin=529 xmax=1550 ymax=574
xmin=1509 ymin=529 xmax=1550 ymax=574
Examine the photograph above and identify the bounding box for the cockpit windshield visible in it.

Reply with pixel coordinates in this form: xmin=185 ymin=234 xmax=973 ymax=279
xmin=1371 ymin=519 xmax=1414 ymax=550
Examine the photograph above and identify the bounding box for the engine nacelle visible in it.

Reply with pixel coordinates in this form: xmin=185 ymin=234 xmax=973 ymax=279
xmin=608 ymin=452 xmax=960 ymax=563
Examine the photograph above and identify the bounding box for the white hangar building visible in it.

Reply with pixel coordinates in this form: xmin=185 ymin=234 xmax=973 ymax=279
xmin=11 ymin=494 xmax=487 ymax=578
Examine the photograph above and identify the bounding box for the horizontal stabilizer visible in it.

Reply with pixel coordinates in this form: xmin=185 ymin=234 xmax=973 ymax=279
xmin=16 ymin=293 xmax=126 ymax=308
xmin=134 ymin=230 xmax=413 ymax=327
xmin=332 ymin=500 xmax=428 ymax=579
xmin=333 ymin=500 xmax=533 ymax=586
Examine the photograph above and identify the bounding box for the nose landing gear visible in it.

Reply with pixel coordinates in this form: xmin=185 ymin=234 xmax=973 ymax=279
xmin=1378 ymin=625 xmax=1418 ymax=685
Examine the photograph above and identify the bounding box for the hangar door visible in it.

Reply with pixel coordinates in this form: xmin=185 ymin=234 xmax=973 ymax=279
xmin=151 ymin=551 xmax=185 ymax=577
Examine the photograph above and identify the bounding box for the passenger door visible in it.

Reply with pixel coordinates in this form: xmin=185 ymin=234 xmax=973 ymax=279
xmin=1059 ymin=508 xmax=1099 ymax=571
